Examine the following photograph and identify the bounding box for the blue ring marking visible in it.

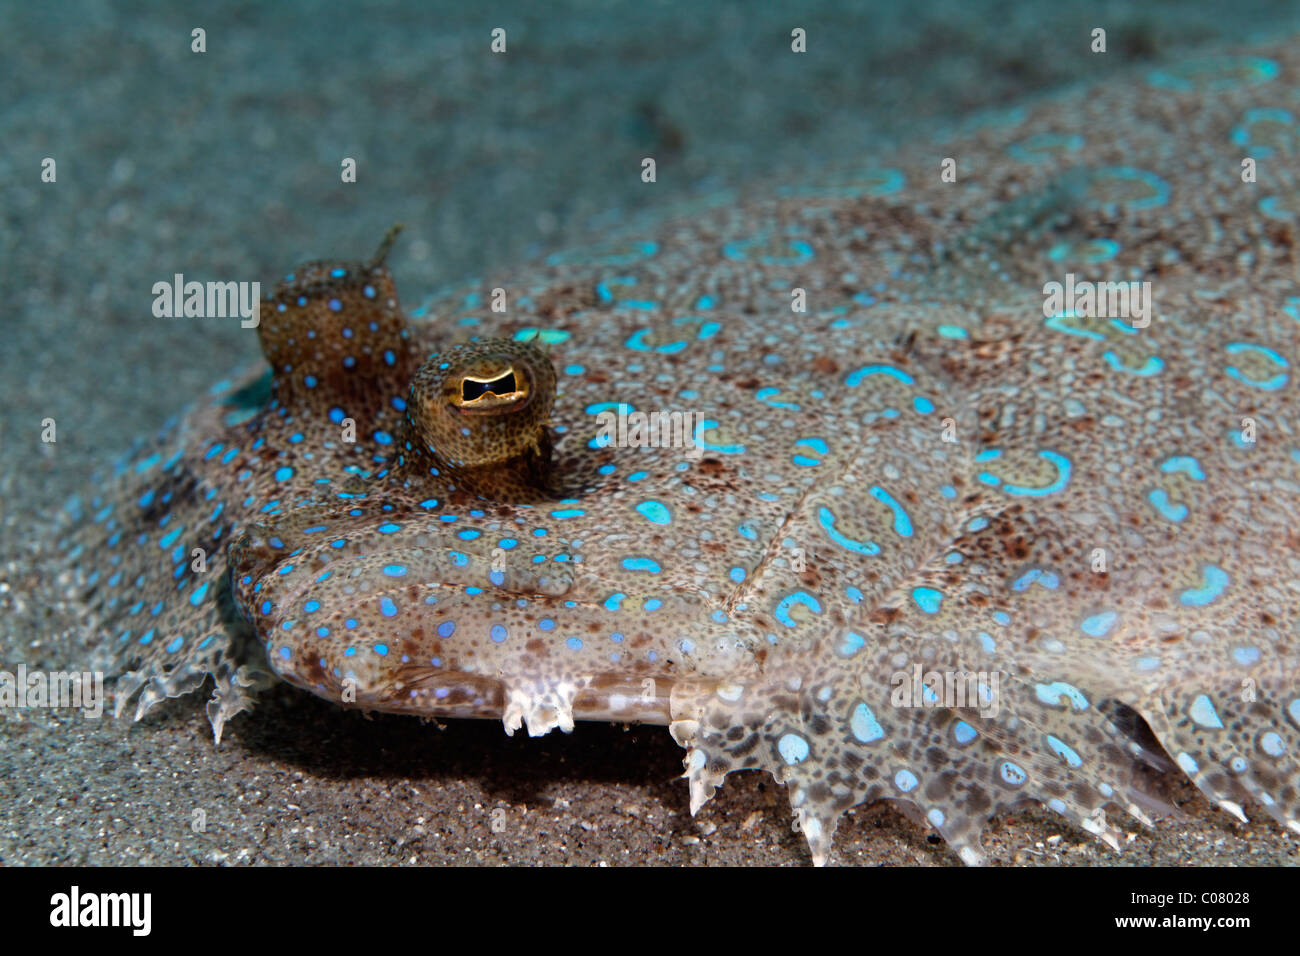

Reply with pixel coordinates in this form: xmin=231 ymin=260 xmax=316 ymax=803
xmin=1011 ymin=568 xmax=1059 ymax=591
xmin=1086 ymin=166 xmax=1171 ymax=210
xmin=850 ymin=703 xmax=885 ymax=743
xmin=1035 ymin=681 xmax=1091 ymax=710
xmin=1180 ymin=564 xmax=1229 ymax=606
xmin=1006 ymin=131 xmax=1084 ymax=162
xmin=817 ymin=506 xmax=881 ymax=556
xmin=1045 ymin=311 xmax=1106 ymax=340
xmin=756 ymin=387 xmax=801 ymax=410
xmin=1225 ymin=342 xmax=1289 ymax=390
xmin=1147 ymin=56 xmax=1278 ymax=93
xmin=1230 ymin=107 xmax=1294 ymax=157
xmin=869 ymin=485 xmax=913 ymax=537
xmin=845 ymin=364 xmax=914 ymax=387
xmin=692 ymin=419 xmax=745 ymax=454
xmin=996 ymin=450 xmax=1073 ymax=497
xmin=1103 ymin=350 xmax=1165 ymax=376
xmin=774 ymin=590 xmax=822 ymax=627
xmin=1161 ymin=456 xmax=1206 ymax=480
xmin=1148 ymin=488 xmax=1189 ymax=522
xmin=624 ymin=329 xmax=688 ymax=354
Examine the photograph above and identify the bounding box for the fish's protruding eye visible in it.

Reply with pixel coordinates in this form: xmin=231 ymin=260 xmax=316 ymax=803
xmin=400 ymin=339 xmax=557 ymax=498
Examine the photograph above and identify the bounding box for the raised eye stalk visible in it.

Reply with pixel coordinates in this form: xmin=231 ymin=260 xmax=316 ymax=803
xmin=397 ymin=339 xmax=558 ymax=499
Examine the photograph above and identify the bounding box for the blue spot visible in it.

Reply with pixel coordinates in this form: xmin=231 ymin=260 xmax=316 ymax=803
xmin=1081 ymin=611 xmax=1118 ymax=637
xmin=166 ymin=636 xmax=184 ymax=654
xmin=550 ymin=508 xmax=584 ymax=519
xmin=913 ymin=396 xmax=934 ymax=414
xmin=374 ymin=430 xmax=393 ymax=445
xmin=189 ymin=582 xmax=209 ymax=607
xmin=604 ymin=593 xmax=625 ymax=611
xmin=275 ymin=466 xmax=294 ymax=482
xmin=566 ymin=636 xmax=583 ymax=651
xmin=437 ymin=621 xmax=455 ymax=638
xmin=895 ymin=769 xmax=919 ymax=792
xmin=490 ymin=624 xmax=508 ymax=644
xmin=850 ymin=703 xmax=884 ymax=743
xmin=999 ymin=762 xmax=1027 ymax=786
xmin=622 ymin=557 xmax=661 ymax=573
xmin=379 ymin=597 xmax=398 ymax=617
xmin=729 ymin=567 xmax=746 ymax=583
xmin=1046 ymin=735 xmax=1082 ymax=768
xmin=837 ymin=631 xmax=866 ymax=657
xmin=1188 ymin=694 xmax=1224 ymax=729
xmin=1148 ymin=488 xmax=1188 ymax=522
xmin=777 ymin=734 xmax=810 ymax=765
xmin=912 ymin=587 xmax=943 ymax=614
xmin=383 ymin=565 xmax=407 ymax=578
xmin=635 ymin=500 xmax=671 ymax=524
xmin=378 ymin=523 xmax=401 ymax=534
xmin=1161 ymin=456 xmax=1205 ymax=480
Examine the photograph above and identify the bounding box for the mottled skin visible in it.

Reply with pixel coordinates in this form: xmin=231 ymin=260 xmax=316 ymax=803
xmin=59 ymin=45 xmax=1300 ymax=865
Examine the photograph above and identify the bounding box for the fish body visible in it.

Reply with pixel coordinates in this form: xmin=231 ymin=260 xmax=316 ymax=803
xmin=58 ymin=46 xmax=1300 ymax=864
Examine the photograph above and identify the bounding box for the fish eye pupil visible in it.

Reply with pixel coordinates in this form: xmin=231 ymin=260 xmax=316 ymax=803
xmin=461 ymin=370 xmax=517 ymax=403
